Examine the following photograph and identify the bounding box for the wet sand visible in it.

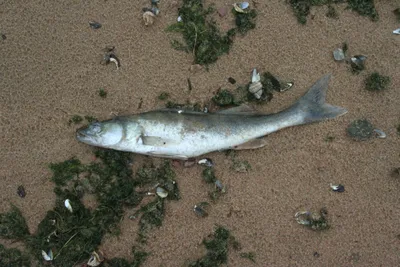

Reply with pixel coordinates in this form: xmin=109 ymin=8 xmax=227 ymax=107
xmin=1 ymin=0 xmax=399 ymax=266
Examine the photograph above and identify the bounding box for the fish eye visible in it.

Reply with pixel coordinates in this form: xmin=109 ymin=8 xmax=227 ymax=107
xmin=90 ymin=123 xmax=102 ymax=133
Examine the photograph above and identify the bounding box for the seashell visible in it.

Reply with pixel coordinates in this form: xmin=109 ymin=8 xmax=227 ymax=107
xmin=333 ymin=48 xmax=345 ymax=61
xmin=280 ymin=82 xmax=294 ymax=92
xmin=42 ymin=249 xmax=53 ymax=261
xmin=330 ymin=183 xmax=345 ymax=192
xmin=215 ymin=180 xmax=226 ymax=193
xmin=233 ymin=2 xmax=249 ymax=13
xmin=373 ymin=129 xmax=386 ymax=139
xmin=198 ymin=158 xmax=214 ymax=167
xmin=156 ymin=187 xmax=168 ymax=198
xmin=108 ymin=54 xmax=120 ymax=69
xmin=251 ymin=68 xmax=260 ymax=83
xmin=89 ymin=21 xmax=102 ymax=29
xmin=17 ymin=185 xmax=26 ymax=198
xmin=177 ymin=16 xmax=183 ymax=22
xmin=151 ymin=7 xmax=160 ymax=15
xmin=64 ymin=199 xmax=73 ymax=213
xmin=249 ymin=81 xmax=263 ymax=99
xmin=350 ymin=55 xmax=366 ymax=72
xmin=393 ymin=28 xmax=400 ymax=35
xmin=87 ymin=251 xmax=105 ymax=267
xmin=194 ymin=202 xmax=209 ymax=217
xmin=294 ymin=211 xmax=312 ymax=225
xmin=143 ymin=11 xmax=155 ymax=26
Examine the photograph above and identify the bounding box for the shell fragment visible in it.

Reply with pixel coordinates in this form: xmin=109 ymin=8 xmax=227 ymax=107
xmin=64 ymin=199 xmax=73 ymax=213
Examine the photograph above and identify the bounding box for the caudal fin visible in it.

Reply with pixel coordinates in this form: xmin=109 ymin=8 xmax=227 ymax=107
xmin=293 ymin=74 xmax=347 ymax=123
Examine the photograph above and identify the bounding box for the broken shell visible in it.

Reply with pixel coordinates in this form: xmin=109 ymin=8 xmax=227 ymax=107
xmin=350 ymin=55 xmax=367 ymax=72
xmin=373 ymin=129 xmax=386 ymax=139
xmin=109 ymin=54 xmax=120 ymax=69
xmin=87 ymin=251 xmax=105 ymax=267
xmin=330 ymin=183 xmax=345 ymax=192
xmin=295 ymin=211 xmax=312 ymax=225
xmin=42 ymin=249 xmax=53 ymax=261
xmin=333 ymin=48 xmax=345 ymax=61
xmin=198 ymin=158 xmax=214 ymax=167
xmin=251 ymin=68 xmax=260 ymax=83
xmin=215 ymin=180 xmax=226 ymax=193
xmin=393 ymin=28 xmax=400 ymax=35
xmin=89 ymin=21 xmax=102 ymax=29
xmin=143 ymin=11 xmax=155 ymax=26
xmin=249 ymin=81 xmax=263 ymax=99
xmin=64 ymin=199 xmax=73 ymax=213
xmin=17 ymin=185 xmax=26 ymax=198
xmin=194 ymin=202 xmax=209 ymax=217
xmin=233 ymin=2 xmax=249 ymax=13
xmin=280 ymin=82 xmax=294 ymax=92
xmin=156 ymin=187 xmax=168 ymax=198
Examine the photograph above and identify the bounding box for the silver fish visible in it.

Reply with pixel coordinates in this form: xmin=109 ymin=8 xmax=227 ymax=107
xmin=76 ymin=74 xmax=347 ymax=160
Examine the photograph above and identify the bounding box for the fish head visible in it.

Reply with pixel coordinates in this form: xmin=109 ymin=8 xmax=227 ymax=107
xmin=76 ymin=121 xmax=124 ymax=147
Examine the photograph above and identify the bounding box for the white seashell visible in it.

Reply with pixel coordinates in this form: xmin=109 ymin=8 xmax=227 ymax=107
xmin=393 ymin=28 xmax=400 ymax=35
xmin=42 ymin=249 xmax=53 ymax=261
xmin=64 ymin=199 xmax=73 ymax=213
xmin=251 ymin=68 xmax=260 ymax=83
xmin=233 ymin=2 xmax=249 ymax=13
xmin=294 ymin=211 xmax=312 ymax=225
xmin=143 ymin=11 xmax=155 ymax=26
xmin=240 ymin=2 xmax=249 ymax=9
xmin=87 ymin=251 xmax=104 ymax=267
xmin=249 ymin=81 xmax=263 ymax=99
xmin=156 ymin=187 xmax=168 ymax=198
xmin=177 ymin=16 xmax=183 ymax=22
xmin=373 ymin=129 xmax=386 ymax=139
xmin=198 ymin=158 xmax=213 ymax=167
xmin=329 ymin=183 xmax=345 ymax=192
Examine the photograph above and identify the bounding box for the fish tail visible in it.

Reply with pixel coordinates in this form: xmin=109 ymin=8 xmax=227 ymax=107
xmin=292 ymin=74 xmax=347 ymax=123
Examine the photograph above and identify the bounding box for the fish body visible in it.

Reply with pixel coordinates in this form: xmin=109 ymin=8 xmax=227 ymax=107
xmin=76 ymin=74 xmax=347 ymax=159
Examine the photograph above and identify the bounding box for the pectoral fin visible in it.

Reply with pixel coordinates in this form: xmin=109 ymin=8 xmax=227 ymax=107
xmin=141 ymin=136 xmax=179 ymax=147
xmin=233 ymin=138 xmax=267 ymax=150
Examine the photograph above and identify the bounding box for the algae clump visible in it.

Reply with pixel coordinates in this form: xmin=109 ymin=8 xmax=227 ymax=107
xmin=365 ymin=72 xmax=391 ymax=91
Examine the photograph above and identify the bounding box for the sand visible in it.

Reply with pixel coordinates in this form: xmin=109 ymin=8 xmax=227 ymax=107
xmin=1 ymin=0 xmax=399 ymax=266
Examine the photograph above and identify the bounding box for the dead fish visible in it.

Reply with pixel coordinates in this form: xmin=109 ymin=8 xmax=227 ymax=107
xmin=76 ymin=74 xmax=347 ymax=159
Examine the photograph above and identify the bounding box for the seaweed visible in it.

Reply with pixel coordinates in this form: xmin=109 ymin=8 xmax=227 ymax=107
xmin=84 ymin=115 xmax=98 ymax=123
xmin=326 ymin=5 xmax=339 ymax=19
xmin=365 ymin=72 xmax=391 ymax=91
xmin=240 ymin=252 xmax=256 ymax=263
xmin=347 ymin=119 xmax=374 ymax=141
xmin=166 ymin=0 xmax=234 ymax=65
xmin=158 ymin=92 xmax=170 ymax=100
xmin=0 ymin=149 xmax=162 ymax=266
xmin=0 ymin=205 xmax=30 ymax=240
xmin=233 ymin=9 xmax=257 ymax=35
xmin=68 ymin=115 xmax=83 ymax=125
xmin=394 ymin=8 xmax=400 ymax=22
xmin=188 ymin=226 xmax=240 ymax=267
xmin=212 ymin=89 xmax=236 ymax=106
xmin=202 ymin=167 xmax=217 ymax=183
xmin=99 ymin=88 xmax=107 ymax=98
xmin=49 ymin=157 xmax=84 ymax=186
xmin=346 ymin=0 xmax=378 ymax=21
xmin=166 ymin=0 xmax=257 ymax=65
xmin=0 ymin=244 xmax=31 ymax=267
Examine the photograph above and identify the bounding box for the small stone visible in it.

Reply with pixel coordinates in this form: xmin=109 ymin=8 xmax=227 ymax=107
xmin=228 ymin=77 xmax=236 ymax=84
xmin=218 ymin=7 xmax=227 ymax=17
xmin=333 ymin=48 xmax=345 ymax=61
xmin=183 ymin=159 xmax=196 ymax=168
xmin=89 ymin=21 xmax=102 ymax=29
xmin=17 ymin=185 xmax=26 ymax=198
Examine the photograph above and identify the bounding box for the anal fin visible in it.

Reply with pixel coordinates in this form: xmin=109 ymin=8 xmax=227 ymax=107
xmin=233 ymin=138 xmax=267 ymax=150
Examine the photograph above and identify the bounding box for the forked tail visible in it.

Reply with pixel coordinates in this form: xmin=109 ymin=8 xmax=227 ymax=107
xmin=289 ymin=74 xmax=348 ymax=124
